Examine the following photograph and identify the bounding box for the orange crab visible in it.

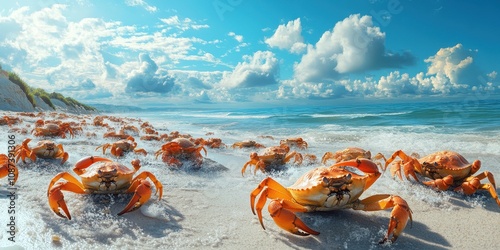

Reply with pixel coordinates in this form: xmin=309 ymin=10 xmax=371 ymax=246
xmin=14 ymin=138 xmax=69 ymax=164
xmin=280 ymin=137 xmax=308 ymax=149
xmin=32 ymin=121 xmax=75 ymax=138
xmin=251 ymin=158 xmax=412 ymax=243
xmin=385 ymin=150 xmax=500 ymax=207
xmin=1 ymin=116 xmax=21 ymax=126
xmin=231 ymin=140 xmax=265 ymax=149
xmin=154 ymin=138 xmax=207 ymax=167
xmin=241 ymin=144 xmax=302 ymax=176
xmin=203 ymin=138 xmax=225 ymax=148
xmin=96 ymin=136 xmax=147 ymax=157
xmin=321 ymin=147 xmax=385 ymax=165
xmin=103 ymin=130 xmax=132 ymax=140
xmin=47 ymin=156 xmax=163 ymax=219
xmin=1 ymin=154 xmax=19 ymax=185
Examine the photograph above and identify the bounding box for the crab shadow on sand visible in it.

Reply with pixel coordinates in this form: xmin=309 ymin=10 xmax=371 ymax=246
xmin=258 ymin=209 xmax=451 ymax=250
xmin=39 ymin=193 xmax=184 ymax=245
xmin=164 ymin=158 xmax=229 ymax=177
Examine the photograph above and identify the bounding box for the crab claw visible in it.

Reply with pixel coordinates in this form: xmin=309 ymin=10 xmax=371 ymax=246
xmin=332 ymin=158 xmax=381 ymax=190
xmin=118 ymin=179 xmax=152 ymax=216
xmin=268 ymin=199 xmax=320 ymax=236
xmin=378 ymin=196 xmax=413 ymax=244
xmin=48 ymin=182 xmax=72 ymax=220
xmin=423 ymin=175 xmax=454 ymax=191
xmin=0 ymin=155 xmax=18 ymax=185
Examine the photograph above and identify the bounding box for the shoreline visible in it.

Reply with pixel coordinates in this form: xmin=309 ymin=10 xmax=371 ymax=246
xmin=0 ymin=111 xmax=499 ymax=249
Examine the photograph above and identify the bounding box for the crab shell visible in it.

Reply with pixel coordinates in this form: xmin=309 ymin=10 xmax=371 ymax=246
xmin=204 ymin=138 xmax=225 ymax=148
xmin=321 ymin=147 xmax=371 ymax=164
xmin=280 ymin=137 xmax=308 ymax=149
xmin=32 ymin=123 xmax=75 ymax=138
xmin=242 ymin=145 xmax=302 ymax=176
xmin=260 ymin=146 xmax=290 ymax=163
xmin=96 ymin=137 xmax=146 ymax=157
xmin=418 ymin=151 xmax=480 ymax=180
xmin=155 ymin=138 xmax=207 ymax=167
xmin=231 ymin=140 xmax=265 ymax=149
xmin=287 ymin=166 xmax=367 ymax=209
xmin=14 ymin=138 xmax=69 ymax=164
xmin=78 ymin=160 xmax=137 ymax=193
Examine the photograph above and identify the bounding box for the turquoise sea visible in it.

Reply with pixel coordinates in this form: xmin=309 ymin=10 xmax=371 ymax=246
xmin=127 ymin=96 xmax=500 ymax=173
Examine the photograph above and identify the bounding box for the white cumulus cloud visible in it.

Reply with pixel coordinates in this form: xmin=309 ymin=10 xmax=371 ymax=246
xmin=265 ymin=18 xmax=306 ymax=54
xmin=125 ymin=53 xmax=175 ymax=93
xmin=219 ymin=51 xmax=279 ymax=89
xmin=294 ymin=14 xmax=415 ymax=83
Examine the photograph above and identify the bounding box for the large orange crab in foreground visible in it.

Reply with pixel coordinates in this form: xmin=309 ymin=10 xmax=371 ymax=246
xmin=15 ymin=138 xmax=69 ymax=164
xmin=242 ymin=144 xmax=303 ymax=176
xmin=96 ymin=136 xmax=147 ymax=157
xmin=155 ymin=138 xmax=207 ymax=167
xmin=47 ymin=156 xmax=163 ymax=219
xmin=251 ymin=158 xmax=412 ymax=243
xmin=385 ymin=150 xmax=500 ymax=207
xmin=32 ymin=121 xmax=76 ymax=138
xmin=1 ymin=154 xmax=19 ymax=185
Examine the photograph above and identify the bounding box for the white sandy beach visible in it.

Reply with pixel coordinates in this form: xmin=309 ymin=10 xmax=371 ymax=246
xmin=0 ymin=111 xmax=499 ymax=250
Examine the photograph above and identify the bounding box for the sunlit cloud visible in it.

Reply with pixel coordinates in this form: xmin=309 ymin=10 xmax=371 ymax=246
xmin=228 ymin=32 xmax=244 ymax=42
xmin=265 ymin=18 xmax=306 ymax=54
xmin=280 ymin=44 xmax=498 ymax=99
xmin=219 ymin=51 xmax=279 ymax=89
xmin=125 ymin=0 xmax=158 ymax=13
xmin=294 ymin=14 xmax=415 ymax=83
xmin=125 ymin=53 xmax=175 ymax=93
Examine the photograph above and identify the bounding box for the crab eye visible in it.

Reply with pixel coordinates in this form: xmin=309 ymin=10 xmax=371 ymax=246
xmin=345 ymin=173 xmax=352 ymax=181
xmin=323 ymin=177 xmax=329 ymax=184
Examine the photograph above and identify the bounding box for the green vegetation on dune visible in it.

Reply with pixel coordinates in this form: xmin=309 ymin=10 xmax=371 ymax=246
xmin=31 ymin=88 xmax=56 ymax=109
xmin=4 ymin=67 xmax=96 ymax=111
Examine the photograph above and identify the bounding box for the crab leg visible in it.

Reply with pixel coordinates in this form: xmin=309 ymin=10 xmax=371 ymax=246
xmin=422 ymin=175 xmax=454 ymax=191
xmin=15 ymin=148 xmax=29 ymax=163
xmin=118 ymin=171 xmax=163 ymax=216
xmin=117 ymin=179 xmax=152 ymax=216
xmin=132 ymin=171 xmax=163 ymax=198
xmin=15 ymin=138 xmax=32 ymax=163
xmin=133 ymin=148 xmax=147 ymax=156
xmin=258 ymin=188 xmax=319 ymax=236
xmin=355 ymin=194 xmax=412 ymax=243
xmin=321 ymin=152 xmax=336 ymax=164
xmin=455 ymin=172 xmax=500 ymax=207
xmin=241 ymin=153 xmax=262 ymax=176
xmin=283 ymin=151 xmax=302 ymax=165
xmin=0 ymin=157 xmax=18 ymax=185
xmin=384 ymin=150 xmax=422 ymax=182
xmin=48 ymin=181 xmax=86 ymax=220
xmin=250 ymin=177 xmax=319 ymax=235
xmin=47 ymin=172 xmax=87 ymax=220
xmin=250 ymin=177 xmax=294 ymax=214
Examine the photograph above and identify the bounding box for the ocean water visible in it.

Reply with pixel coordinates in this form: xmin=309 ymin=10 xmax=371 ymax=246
xmin=133 ymin=97 xmax=500 ymax=157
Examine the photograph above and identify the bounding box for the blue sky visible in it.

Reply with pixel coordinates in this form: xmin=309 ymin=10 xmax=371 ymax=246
xmin=1 ymin=0 xmax=499 ymax=107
